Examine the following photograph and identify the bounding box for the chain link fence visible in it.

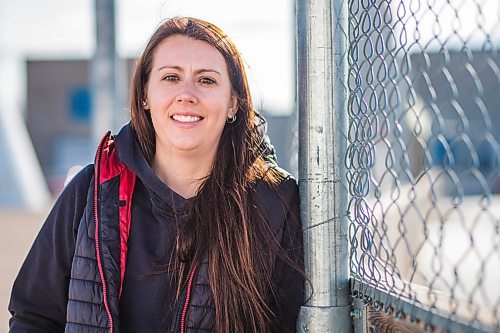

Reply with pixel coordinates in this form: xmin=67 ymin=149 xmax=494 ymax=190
xmin=347 ymin=0 xmax=500 ymax=331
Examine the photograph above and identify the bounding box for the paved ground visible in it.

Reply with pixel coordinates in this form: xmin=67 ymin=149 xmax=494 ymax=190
xmin=0 ymin=209 xmax=49 ymax=333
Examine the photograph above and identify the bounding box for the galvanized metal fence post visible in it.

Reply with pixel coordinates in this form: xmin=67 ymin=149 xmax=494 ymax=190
xmin=92 ymin=0 xmax=125 ymax=143
xmin=296 ymin=0 xmax=350 ymax=332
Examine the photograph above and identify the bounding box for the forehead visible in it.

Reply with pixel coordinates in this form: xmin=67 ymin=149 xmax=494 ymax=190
xmin=152 ymin=34 xmax=228 ymax=71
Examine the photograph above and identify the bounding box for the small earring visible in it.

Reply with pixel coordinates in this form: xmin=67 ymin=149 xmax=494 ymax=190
xmin=227 ymin=114 xmax=237 ymax=124
xmin=142 ymin=100 xmax=147 ymax=107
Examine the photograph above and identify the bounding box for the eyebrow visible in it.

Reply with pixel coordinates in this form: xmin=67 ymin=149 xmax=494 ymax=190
xmin=157 ymin=65 xmax=221 ymax=76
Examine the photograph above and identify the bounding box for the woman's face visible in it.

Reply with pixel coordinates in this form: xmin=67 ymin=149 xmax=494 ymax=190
xmin=145 ymin=34 xmax=237 ymax=159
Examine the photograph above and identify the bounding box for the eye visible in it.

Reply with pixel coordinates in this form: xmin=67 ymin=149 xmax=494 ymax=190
xmin=162 ymin=74 xmax=179 ymax=82
xmin=199 ymin=77 xmax=216 ymax=85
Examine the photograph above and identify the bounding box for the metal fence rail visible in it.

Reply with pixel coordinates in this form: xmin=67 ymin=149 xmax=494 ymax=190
xmin=347 ymin=0 xmax=500 ymax=332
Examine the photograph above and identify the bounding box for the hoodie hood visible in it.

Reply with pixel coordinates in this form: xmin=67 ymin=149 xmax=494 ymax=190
xmin=254 ymin=111 xmax=278 ymax=165
xmin=114 ymin=123 xmax=192 ymax=215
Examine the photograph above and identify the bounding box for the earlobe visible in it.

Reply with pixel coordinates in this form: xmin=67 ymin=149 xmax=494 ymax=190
xmin=227 ymin=113 xmax=237 ymax=124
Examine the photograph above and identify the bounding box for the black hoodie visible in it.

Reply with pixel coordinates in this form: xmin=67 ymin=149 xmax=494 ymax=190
xmin=9 ymin=123 xmax=304 ymax=332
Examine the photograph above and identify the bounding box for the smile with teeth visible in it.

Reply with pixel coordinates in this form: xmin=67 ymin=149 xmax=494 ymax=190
xmin=171 ymin=114 xmax=203 ymax=123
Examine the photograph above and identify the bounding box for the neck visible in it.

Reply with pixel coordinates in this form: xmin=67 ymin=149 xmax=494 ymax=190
xmin=152 ymin=146 xmax=215 ymax=199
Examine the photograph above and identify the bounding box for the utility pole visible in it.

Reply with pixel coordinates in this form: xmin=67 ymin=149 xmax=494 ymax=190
xmin=91 ymin=0 xmax=125 ymax=143
xmin=296 ymin=0 xmax=351 ymax=331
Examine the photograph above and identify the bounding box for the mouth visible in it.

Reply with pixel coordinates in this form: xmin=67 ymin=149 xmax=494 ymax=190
xmin=171 ymin=114 xmax=203 ymax=123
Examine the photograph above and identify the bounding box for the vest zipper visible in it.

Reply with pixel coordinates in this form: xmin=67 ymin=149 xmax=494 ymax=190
xmin=180 ymin=266 xmax=197 ymax=333
xmin=94 ymin=132 xmax=114 ymax=333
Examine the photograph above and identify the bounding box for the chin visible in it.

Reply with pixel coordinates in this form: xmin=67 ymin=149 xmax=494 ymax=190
xmin=171 ymin=140 xmax=205 ymax=153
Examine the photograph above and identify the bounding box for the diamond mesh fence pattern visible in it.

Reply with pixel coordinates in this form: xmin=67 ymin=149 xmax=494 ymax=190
xmin=347 ymin=0 xmax=500 ymax=331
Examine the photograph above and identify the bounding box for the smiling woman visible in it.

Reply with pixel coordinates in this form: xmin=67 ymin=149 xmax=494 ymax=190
xmin=145 ymin=35 xmax=238 ymax=198
xmin=9 ymin=17 xmax=305 ymax=333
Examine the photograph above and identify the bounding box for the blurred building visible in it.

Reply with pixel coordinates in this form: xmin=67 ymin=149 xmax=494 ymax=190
xmin=25 ymin=59 xmax=133 ymax=193
xmin=410 ymin=51 xmax=500 ymax=194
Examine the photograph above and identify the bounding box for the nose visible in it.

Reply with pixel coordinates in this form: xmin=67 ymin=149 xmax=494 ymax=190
xmin=175 ymin=82 xmax=198 ymax=104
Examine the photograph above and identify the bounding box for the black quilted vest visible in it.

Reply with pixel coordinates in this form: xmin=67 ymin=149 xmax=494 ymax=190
xmin=65 ymin=133 xmax=214 ymax=333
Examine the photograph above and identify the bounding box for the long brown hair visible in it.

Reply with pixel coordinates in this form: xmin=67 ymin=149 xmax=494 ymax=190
xmin=130 ymin=17 xmax=300 ymax=332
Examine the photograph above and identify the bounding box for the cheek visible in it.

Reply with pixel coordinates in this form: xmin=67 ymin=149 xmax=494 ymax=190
xmin=148 ymin=105 xmax=168 ymax=127
xmin=216 ymin=103 xmax=231 ymax=121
